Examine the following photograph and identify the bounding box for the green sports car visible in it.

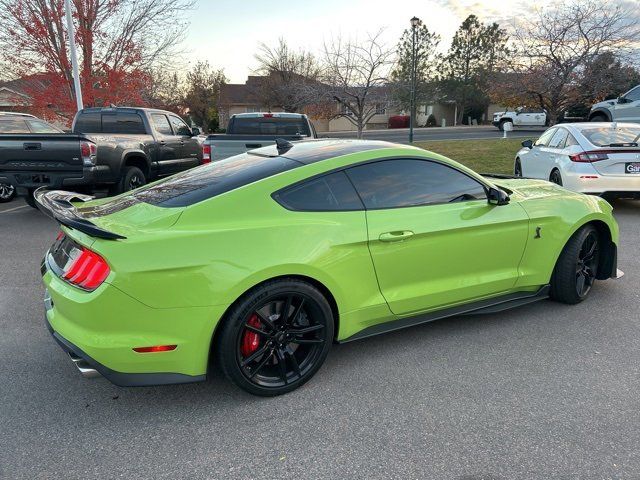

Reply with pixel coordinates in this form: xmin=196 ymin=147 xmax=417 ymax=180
xmin=38 ymin=139 xmax=621 ymax=396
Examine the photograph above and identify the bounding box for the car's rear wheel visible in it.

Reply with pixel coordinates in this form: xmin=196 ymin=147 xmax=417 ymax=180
xmin=118 ymin=166 xmax=146 ymax=193
xmin=514 ymin=158 xmax=522 ymax=177
xmin=216 ymin=279 xmax=334 ymax=396
xmin=0 ymin=182 xmax=16 ymax=203
xmin=590 ymin=114 xmax=607 ymax=122
xmin=550 ymin=224 xmax=600 ymax=304
xmin=550 ymin=169 xmax=563 ymax=186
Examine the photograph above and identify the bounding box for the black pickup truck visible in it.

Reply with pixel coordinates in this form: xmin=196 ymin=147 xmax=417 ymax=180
xmin=0 ymin=107 xmax=202 ymax=206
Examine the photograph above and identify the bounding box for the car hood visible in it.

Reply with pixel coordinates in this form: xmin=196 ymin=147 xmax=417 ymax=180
xmin=591 ymin=99 xmax=616 ymax=111
xmin=492 ymin=178 xmax=577 ymax=200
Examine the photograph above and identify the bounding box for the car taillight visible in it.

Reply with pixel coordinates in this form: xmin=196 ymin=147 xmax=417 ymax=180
xmin=80 ymin=140 xmax=97 ymax=166
xmin=61 ymin=246 xmax=110 ymax=291
xmin=202 ymin=144 xmax=211 ymax=164
xmin=570 ymin=152 xmax=609 ymax=163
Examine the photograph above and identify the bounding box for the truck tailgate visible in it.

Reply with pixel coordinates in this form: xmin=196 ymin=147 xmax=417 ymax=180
xmin=0 ymin=134 xmax=85 ymax=188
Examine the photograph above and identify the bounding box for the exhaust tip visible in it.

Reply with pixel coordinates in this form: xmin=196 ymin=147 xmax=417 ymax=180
xmin=68 ymin=352 xmax=101 ymax=379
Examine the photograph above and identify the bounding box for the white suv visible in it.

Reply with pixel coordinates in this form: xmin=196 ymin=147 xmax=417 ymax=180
xmin=492 ymin=107 xmax=547 ymax=131
xmin=589 ymin=85 xmax=640 ymax=123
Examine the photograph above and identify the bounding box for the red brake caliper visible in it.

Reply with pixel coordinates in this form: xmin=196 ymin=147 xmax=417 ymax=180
xmin=241 ymin=314 xmax=262 ymax=357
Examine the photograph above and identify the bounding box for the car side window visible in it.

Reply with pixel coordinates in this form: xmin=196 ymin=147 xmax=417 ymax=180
xmin=152 ymin=114 xmax=173 ymax=135
xmin=564 ymin=133 xmax=579 ymax=147
xmin=534 ymin=128 xmax=557 ymax=147
xmin=274 ymin=171 xmax=363 ymax=211
xmin=26 ymin=119 xmax=62 ymax=134
xmin=548 ymin=129 xmax=569 ymax=149
xmin=345 ymin=159 xmax=487 ymax=210
xmin=102 ymin=113 xmax=146 ymax=134
xmin=169 ymin=115 xmax=191 ymax=136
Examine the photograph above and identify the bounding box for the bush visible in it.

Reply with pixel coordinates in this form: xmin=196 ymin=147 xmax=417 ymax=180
xmin=426 ymin=114 xmax=437 ymax=127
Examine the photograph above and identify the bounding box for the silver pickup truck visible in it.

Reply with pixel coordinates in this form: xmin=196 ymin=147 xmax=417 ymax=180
xmin=202 ymin=112 xmax=318 ymax=162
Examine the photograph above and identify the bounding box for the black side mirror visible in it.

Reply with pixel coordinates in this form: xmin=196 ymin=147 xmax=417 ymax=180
xmin=522 ymin=139 xmax=533 ymax=149
xmin=618 ymin=96 xmax=629 ymax=104
xmin=191 ymin=127 xmax=201 ymax=136
xmin=488 ymin=187 xmax=510 ymax=206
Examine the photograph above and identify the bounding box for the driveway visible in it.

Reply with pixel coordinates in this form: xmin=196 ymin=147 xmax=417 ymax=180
xmin=1 ymin=198 xmax=640 ymax=479
xmin=328 ymin=125 xmax=545 ymax=144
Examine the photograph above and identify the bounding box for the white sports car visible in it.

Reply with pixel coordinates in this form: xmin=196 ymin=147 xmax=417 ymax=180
xmin=515 ymin=122 xmax=640 ymax=197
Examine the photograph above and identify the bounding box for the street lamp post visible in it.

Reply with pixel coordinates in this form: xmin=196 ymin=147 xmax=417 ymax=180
xmin=64 ymin=0 xmax=83 ymax=112
xmin=409 ymin=16 xmax=421 ymax=144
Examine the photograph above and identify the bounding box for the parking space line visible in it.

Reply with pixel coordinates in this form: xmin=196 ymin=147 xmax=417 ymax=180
xmin=0 ymin=205 xmax=29 ymax=213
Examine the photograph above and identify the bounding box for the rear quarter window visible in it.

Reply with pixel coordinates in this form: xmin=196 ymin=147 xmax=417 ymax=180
xmin=274 ymin=172 xmax=363 ymax=211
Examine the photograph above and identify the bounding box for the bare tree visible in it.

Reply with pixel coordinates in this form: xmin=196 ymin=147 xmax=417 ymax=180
xmin=253 ymin=38 xmax=322 ymax=112
xmin=506 ymin=0 xmax=639 ymax=123
xmin=321 ymin=31 xmax=395 ymax=138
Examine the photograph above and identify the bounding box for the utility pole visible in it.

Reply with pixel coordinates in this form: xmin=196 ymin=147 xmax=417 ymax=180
xmin=409 ymin=16 xmax=421 ymax=143
xmin=64 ymin=0 xmax=83 ymax=112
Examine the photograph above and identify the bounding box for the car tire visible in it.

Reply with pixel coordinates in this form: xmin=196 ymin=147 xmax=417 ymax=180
xmin=550 ymin=224 xmax=600 ymax=304
xmin=117 ymin=166 xmax=146 ymax=193
xmin=514 ymin=158 xmax=523 ymax=177
xmin=549 ymin=169 xmax=563 ymax=186
xmin=590 ymin=114 xmax=607 ymax=122
xmin=216 ymin=278 xmax=334 ymax=396
xmin=24 ymin=189 xmax=38 ymax=209
xmin=0 ymin=183 xmax=16 ymax=203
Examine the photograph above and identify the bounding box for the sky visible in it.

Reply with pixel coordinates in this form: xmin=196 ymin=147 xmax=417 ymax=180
xmin=185 ymin=0 xmax=557 ymax=83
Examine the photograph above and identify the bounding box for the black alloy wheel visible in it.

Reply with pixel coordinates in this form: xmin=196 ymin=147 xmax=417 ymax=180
xmin=514 ymin=159 xmax=522 ymax=177
xmin=217 ymin=279 xmax=333 ymax=396
xmin=575 ymin=230 xmax=599 ymax=298
xmin=0 ymin=182 xmax=16 ymax=203
xmin=550 ymin=169 xmax=563 ymax=186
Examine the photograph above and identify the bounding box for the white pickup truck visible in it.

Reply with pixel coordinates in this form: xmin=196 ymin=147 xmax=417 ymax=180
xmin=202 ymin=112 xmax=318 ymax=162
xmin=492 ymin=107 xmax=547 ymax=131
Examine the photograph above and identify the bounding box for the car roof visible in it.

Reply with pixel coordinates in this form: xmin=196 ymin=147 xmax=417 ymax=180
xmin=0 ymin=111 xmax=36 ymax=118
xmin=78 ymin=106 xmax=176 ymax=115
xmin=559 ymin=122 xmax=640 ymax=132
xmin=250 ymin=139 xmax=419 ymax=165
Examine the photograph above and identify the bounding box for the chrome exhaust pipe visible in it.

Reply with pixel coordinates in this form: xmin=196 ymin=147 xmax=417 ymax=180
xmin=68 ymin=352 xmax=101 ymax=379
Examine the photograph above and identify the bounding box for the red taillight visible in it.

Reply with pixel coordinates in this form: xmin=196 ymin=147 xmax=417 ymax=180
xmin=62 ymin=247 xmax=110 ymax=290
xmin=80 ymin=141 xmax=97 ymax=165
xmin=202 ymin=144 xmax=211 ymax=164
xmin=570 ymin=152 xmax=609 ymax=163
xmin=133 ymin=345 xmax=177 ymax=353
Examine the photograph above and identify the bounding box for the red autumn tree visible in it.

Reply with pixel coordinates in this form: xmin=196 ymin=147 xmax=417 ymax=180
xmin=0 ymin=0 xmax=193 ymax=123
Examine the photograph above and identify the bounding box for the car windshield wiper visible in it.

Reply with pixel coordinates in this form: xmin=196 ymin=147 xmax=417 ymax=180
xmin=603 ymin=142 xmax=638 ymax=147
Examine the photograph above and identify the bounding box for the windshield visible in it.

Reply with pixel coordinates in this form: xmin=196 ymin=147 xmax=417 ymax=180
xmin=132 ymin=151 xmax=300 ymax=207
xmin=581 ymin=127 xmax=640 ymax=147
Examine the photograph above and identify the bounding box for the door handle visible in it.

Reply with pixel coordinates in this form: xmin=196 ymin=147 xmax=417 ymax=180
xmin=379 ymin=230 xmax=414 ymax=242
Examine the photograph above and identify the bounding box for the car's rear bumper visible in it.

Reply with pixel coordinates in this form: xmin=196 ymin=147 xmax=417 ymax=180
xmin=563 ymin=172 xmax=640 ymax=195
xmin=42 ymin=253 xmax=222 ymax=387
xmin=0 ymin=165 xmax=110 ymax=191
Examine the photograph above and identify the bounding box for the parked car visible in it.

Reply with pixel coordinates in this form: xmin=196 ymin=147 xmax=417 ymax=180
xmin=0 ymin=107 xmax=202 ymax=207
xmin=515 ymin=122 xmax=640 ymax=198
xmin=38 ymin=139 xmax=620 ymax=396
xmin=203 ymin=112 xmax=318 ymax=162
xmin=589 ymin=85 xmax=640 ymax=122
xmin=0 ymin=112 xmax=98 ymax=207
xmin=493 ymin=107 xmax=547 ymax=130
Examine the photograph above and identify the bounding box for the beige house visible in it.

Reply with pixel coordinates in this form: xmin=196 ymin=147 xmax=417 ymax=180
xmin=219 ymin=75 xmax=505 ymax=132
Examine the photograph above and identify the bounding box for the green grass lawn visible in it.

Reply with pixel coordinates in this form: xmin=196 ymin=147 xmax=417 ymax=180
xmin=414 ymin=138 xmax=527 ymax=174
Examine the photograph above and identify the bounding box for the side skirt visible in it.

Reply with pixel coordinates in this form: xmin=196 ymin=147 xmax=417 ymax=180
xmin=339 ymin=285 xmax=550 ymax=343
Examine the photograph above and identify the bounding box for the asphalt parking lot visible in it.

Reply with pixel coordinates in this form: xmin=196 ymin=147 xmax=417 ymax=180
xmin=2 ymin=197 xmax=640 ymax=479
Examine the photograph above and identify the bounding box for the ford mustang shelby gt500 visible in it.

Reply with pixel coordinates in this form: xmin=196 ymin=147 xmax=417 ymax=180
xmin=38 ymin=139 xmax=620 ymax=396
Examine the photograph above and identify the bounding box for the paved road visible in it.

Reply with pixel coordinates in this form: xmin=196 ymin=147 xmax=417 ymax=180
xmin=329 ymin=125 xmax=545 ymax=143
xmin=2 ymin=197 xmax=640 ymax=479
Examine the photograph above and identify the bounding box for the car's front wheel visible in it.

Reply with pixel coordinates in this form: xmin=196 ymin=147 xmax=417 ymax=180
xmin=590 ymin=114 xmax=608 ymax=122
xmin=514 ymin=158 xmax=522 ymax=177
xmin=216 ymin=279 xmax=334 ymax=396
xmin=551 ymin=224 xmax=600 ymax=304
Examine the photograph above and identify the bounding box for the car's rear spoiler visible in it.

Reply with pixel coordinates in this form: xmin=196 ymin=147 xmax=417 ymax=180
xmin=34 ymin=188 xmax=126 ymax=240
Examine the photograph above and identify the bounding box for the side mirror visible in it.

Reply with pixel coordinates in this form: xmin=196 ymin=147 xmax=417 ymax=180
xmin=488 ymin=187 xmax=510 ymax=206
xmin=522 ymin=139 xmax=533 ymax=149
xmin=618 ymin=96 xmax=629 ymax=104
xmin=191 ymin=127 xmax=201 ymax=136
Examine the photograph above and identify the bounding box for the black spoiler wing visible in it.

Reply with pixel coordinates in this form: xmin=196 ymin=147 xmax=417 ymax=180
xmin=34 ymin=188 xmax=126 ymax=240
